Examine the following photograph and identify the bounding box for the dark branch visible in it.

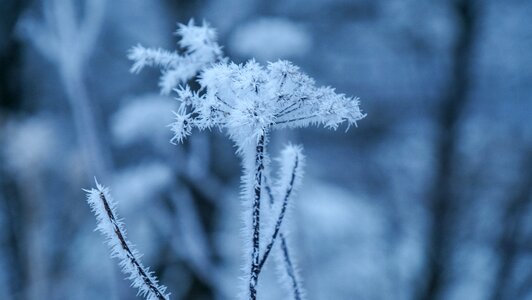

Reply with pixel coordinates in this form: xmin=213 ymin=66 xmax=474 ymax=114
xmin=258 ymin=154 xmax=299 ymax=273
xmin=249 ymin=134 xmax=265 ymax=300
xmin=262 ymin=174 xmax=304 ymax=300
xmin=99 ymin=192 xmax=168 ymax=300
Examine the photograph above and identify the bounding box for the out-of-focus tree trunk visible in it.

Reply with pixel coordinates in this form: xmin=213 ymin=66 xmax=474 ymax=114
xmin=490 ymin=150 xmax=532 ymax=300
xmin=0 ymin=0 xmax=27 ymax=111
xmin=0 ymin=1 xmax=30 ymax=299
xmin=417 ymin=1 xmax=478 ymax=299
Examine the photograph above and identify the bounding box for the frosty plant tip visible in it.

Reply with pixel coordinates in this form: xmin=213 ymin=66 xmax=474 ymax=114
xmin=127 ymin=19 xmax=365 ymax=148
xmin=170 ymin=59 xmax=365 ymax=150
xmin=128 ymin=19 xmax=223 ymax=95
xmin=87 ymin=19 xmax=364 ymax=300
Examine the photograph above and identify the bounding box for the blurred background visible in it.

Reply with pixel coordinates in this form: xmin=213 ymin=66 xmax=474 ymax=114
xmin=1 ymin=0 xmax=531 ymax=299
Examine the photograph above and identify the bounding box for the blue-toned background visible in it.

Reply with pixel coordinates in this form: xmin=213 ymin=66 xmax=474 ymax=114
xmin=1 ymin=0 xmax=531 ymax=299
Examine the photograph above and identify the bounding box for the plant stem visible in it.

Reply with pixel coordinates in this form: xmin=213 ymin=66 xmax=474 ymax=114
xmin=263 ymin=175 xmax=303 ymax=300
xmin=249 ymin=134 xmax=265 ymax=300
xmin=280 ymin=235 xmax=302 ymax=300
xmin=97 ymin=191 xmax=168 ymax=300
xmin=258 ymin=153 xmax=299 ymax=273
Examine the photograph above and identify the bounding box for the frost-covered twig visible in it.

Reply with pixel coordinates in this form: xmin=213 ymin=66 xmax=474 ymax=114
xmin=128 ymin=20 xmax=223 ymax=95
xmin=245 ymin=133 xmax=266 ymax=300
xmin=258 ymin=145 xmax=304 ymax=274
xmin=85 ymin=180 xmax=170 ymax=300
xmin=262 ymin=146 xmax=305 ymax=300
xmin=278 ymin=235 xmax=303 ymax=300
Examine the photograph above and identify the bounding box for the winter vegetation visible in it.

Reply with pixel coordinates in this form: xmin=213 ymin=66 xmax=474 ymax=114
xmin=85 ymin=181 xmax=170 ymax=300
xmin=128 ymin=20 xmax=223 ymax=95
xmin=88 ymin=20 xmax=363 ymax=300
xmin=1 ymin=0 xmax=532 ymax=300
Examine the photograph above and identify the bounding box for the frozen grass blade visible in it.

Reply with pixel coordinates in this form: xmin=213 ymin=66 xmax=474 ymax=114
xmin=84 ymin=179 xmax=170 ymax=300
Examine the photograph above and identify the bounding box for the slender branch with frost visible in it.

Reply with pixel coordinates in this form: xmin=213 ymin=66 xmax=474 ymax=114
xmin=277 ymin=233 xmax=304 ymax=300
xmin=128 ymin=20 xmax=223 ymax=95
xmin=262 ymin=147 xmax=305 ymax=300
xmin=85 ymin=181 xmax=170 ymax=300
xmin=247 ymin=133 xmax=266 ymax=300
xmin=258 ymin=145 xmax=304 ymax=275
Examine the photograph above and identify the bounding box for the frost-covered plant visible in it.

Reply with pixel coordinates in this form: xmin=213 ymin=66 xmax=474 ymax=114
xmin=85 ymin=181 xmax=170 ymax=300
xmin=170 ymin=59 xmax=364 ymax=148
xmin=160 ymin=21 xmax=362 ymax=300
xmin=263 ymin=145 xmax=306 ymax=300
xmin=87 ymin=19 xmax=364 ymax=300
xmin=168 ymin=58 xmax=364 ymax=299
xmin=132 ymin=19 xmax=364 ymax=300
xmin=128 ymin=19 xmax=223 ymax=95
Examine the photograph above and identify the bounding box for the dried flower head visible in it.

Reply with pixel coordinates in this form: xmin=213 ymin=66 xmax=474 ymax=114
xmin=170 ymin=60 xmax=365 ymax=150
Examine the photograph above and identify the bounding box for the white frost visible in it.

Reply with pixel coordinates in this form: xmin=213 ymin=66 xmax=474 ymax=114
xmin=171 ymin=60 xmax=365 ymax=152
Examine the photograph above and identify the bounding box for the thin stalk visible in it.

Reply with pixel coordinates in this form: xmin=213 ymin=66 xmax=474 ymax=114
xmin=280 ymin=236 xmax=302 ymax=300
xmin=249 ymin=134 xmax=265 ymax=300
xmin=98 ymin=192 xmax=168 ymax=300
xmin=263 ymin=176 xmax=303 ymax=300
xmin=258 ymin=153 xmax=299 ymax=273
xmin=85 ymin=183 xmax=169 ymax=300
xmin=275 ymin=115 xmax=317 ymax=125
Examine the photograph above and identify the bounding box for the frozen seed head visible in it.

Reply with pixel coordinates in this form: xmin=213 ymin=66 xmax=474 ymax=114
xmin=170 ymin=59 xmax=365 ymax=150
